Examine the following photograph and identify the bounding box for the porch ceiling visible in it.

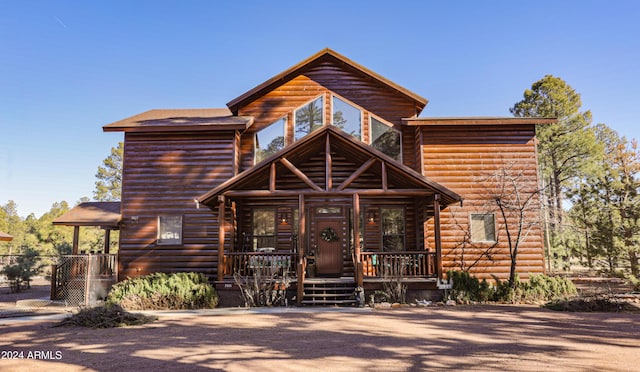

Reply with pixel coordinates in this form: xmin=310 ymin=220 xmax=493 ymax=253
xmin=197 ymin=126 xmax=462 ymax=207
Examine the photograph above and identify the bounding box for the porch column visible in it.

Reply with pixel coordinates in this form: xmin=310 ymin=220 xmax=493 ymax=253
xmin=296 ymin=194 xmax=306 ymax=306
xmin=217 ymin=195 xmax=226 ymax=282
xmin=353 ymin=193 xmax=363 ymax=287
xmin=103 ymin=228 xmax=111 ymax=254
xmin=433 ymin=194 xmax=443 ymax=279
xmin=72 ymin=226 xmax=80 ymax=255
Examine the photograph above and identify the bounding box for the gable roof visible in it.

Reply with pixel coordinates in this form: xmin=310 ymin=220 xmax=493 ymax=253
xmin=226 ymin=48 xmax=428 ymax=115
xmin=198 ymin=125 xmax=461 ymax=207
xmin=0 ymin=231 xmax=12 ymax=241
xmin=103 ymin=108 xmax=253 ymax=133
xmin=53 ymin=202 xmax=122 ymax=228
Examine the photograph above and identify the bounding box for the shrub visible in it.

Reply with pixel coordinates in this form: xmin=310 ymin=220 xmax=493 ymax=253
xmin=1 ymin=248 xmax=44 ymax=293
xmin=233 ymin=266 xmax=291 ymax=307
xmin=56 ymin=304 xmax=157 ymax=328
xmin=448 ymin=271 xmax=576 ymax=303
xmin=107 ymin=272 xmax=218 ymax=310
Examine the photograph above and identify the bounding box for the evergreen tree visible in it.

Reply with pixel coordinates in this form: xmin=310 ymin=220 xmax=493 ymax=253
xmin=94 ymin=142 xmax=123 ymax=201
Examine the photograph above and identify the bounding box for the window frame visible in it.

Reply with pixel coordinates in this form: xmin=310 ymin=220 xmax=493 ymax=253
xmin=254 ymin=116 xmax=287 ymax=165
xmin=252 ymin=207 xmax=276 ymax=251
xmin=294 ymin=95 xmax=325 ymax=142
xmin=369 ymin=114 xmax=403 ymax=162
xmin=381 ymin=207 xmax=405 ymax=252
xmin=157 ymin=215 xmax=183 ymax=245
xmin=331 ymin=94 xmax=362 ymax=141
xmin=469 ymin=213 xmax=497 ymax=244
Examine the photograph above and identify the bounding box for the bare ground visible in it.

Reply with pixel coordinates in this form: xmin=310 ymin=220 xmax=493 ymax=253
xmin=0 ymin=305 xmax=639 ymax=371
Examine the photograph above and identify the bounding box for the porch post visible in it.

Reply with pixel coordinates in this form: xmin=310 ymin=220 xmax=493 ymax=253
xmin=217 ymin=195 xmax=226 ymax=282
xmin=72 ymin=226 xmax=80 ymax=255
xmin=296 ymin=194 xmax=306 ymax=306
xmin=433 ymin=194 xmax=443 ymax=279
xmin=103 ymin=228 xmax=111 ymax=254
xmin=353 ymin=193 xmax=363 ymax=287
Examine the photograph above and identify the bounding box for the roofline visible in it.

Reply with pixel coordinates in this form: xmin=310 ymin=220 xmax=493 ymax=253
xmin=226 ymin=48 xmax=428 ymax=114
xmin=197 ymin=125 xmax=462 ymax=206
xmin=103 ymin=123 xmax=250 ymax=133
xmin=102 ymin=109 xmax=254 ymax=133
xmin=404 ymin=117 xmax=557 ymax=126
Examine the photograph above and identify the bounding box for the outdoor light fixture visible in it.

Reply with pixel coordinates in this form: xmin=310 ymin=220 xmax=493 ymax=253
xmin=280 ymin=212 xmax=289 ymax=224
xmin=367 ymin=210 xmax=376 ymax=223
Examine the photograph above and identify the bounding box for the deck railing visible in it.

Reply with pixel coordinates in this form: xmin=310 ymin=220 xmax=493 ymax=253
xmin=51 ymin=254 xmax=117 ymax=305
xmin=359 ymin=251 xmax=437 ymax=279
xmin=224 ymin=252 xmax=298 ymax=278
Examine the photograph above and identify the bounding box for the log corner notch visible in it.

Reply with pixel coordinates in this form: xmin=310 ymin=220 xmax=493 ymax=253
xmin=217 ymin=195 xmax=226 ymax=282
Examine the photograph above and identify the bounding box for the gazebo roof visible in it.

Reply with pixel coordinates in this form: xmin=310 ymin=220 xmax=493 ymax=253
xmin=0 ymin=231 xmax=13 ymax=241
xmin=53 ymin=202 xmax=122 ymax=229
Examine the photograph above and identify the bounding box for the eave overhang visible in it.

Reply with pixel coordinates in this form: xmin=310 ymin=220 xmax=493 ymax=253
xmin=53 ymin=202 xmax=122 ymax=229
xmin=226 ymin=48 xmax=428 ymax=115
xmin=403 ymin=117 xmax=557 ymax=126
xmin=103 ymin=109 xmax=253 ymax=133
xmin=197 ymin=126 xmax=462 ymax=208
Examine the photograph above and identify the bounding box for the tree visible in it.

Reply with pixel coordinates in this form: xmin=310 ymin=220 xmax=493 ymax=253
xmin=94 ymin=142 xmax=123 ymax=201
xmin=480 ymin=161 xmax=543 ymax=287
xmin=295 ymin=100 xmax=323 ymax=138
xmin=511 ymin=75 xmax=599 ymax=269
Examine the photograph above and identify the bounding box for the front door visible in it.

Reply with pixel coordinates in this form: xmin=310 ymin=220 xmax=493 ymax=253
xmin=314 ymin=219 xmax=343 ymax=276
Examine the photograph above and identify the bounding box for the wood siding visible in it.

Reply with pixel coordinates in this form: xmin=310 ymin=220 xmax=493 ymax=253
xmin=421 ymin=125 xmax=545 ymax=281
xmin=118 ymin=132 xmax=236 ymax=279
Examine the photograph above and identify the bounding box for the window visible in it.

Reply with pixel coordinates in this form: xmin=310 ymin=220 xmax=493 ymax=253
xmin=252 ymin=208 xmax=275 ymax=250
xmin=255 ymin=117 xmax=286 ymax=163
xmin=295 ymin=96 xmax=324 ymax=141
xmin=332 ymin=96 xmax=361 ymax=140
xmin=382 ymin=208 xmax=404 ymax=251
xmin=157 ymin=216 xmax=182 ymax=245
xmin=370 ymin=116 xmax=401 ymax=161
xmin=470 ymin=213 xmax=496 ymax=243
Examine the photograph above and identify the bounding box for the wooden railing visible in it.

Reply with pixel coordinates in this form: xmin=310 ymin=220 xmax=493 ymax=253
xmin=51 ymin=254 xmax=117 ymax=302
xmin=359 ymin=251 xmax=437 ymax=279
xmin=224 ymin=252 xmax=298 ymax=278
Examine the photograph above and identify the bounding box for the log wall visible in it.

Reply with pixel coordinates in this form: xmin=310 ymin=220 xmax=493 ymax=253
xmin=421 ymin=125 xmax=546 ymax=281
xmin=118 ymin=132 xmax=236 ymax=279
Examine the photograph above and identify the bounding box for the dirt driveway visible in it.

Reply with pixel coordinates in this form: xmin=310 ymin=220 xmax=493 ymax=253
xmin=0 ymin=305 xmax=638 ymax=371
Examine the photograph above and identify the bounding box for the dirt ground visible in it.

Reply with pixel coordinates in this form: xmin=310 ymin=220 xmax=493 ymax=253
xmin=0 ymin=305 xmax=638 ymax=371
xmin=1 ymin=277 xmax=639 ymax=371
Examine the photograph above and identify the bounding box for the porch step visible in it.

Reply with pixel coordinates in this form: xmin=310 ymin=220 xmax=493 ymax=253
xmin=302 ymin=279 xmax=357 ymax=307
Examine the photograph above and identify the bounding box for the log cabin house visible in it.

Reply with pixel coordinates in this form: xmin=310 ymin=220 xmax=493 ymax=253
xmin=101 ymin=48 xmax=553 ymax=306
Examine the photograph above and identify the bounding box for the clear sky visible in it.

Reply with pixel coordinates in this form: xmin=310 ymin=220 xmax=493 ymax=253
xmin=1 ymin=1 xmax=639 ymax=218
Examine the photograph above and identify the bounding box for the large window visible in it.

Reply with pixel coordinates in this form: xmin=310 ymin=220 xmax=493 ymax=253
xmin=157 ymin=215 xmax=182 ymax=245
xmin=252 ymin=208 xmax=276 ymax=250
xmin=470 ymin=213 xmax=496 ymax=243
xmin=295 ymin=96 xmax=324 ymax=141
xmin=382 ymin=208 xmax=404 ymax=251
xmin=255 ymin=117 xmax=286 ymax=163
xmin=370 ymin=116 xmax=401 ymax=161
xmin=332 ymin=96 xmax=361 ymax=140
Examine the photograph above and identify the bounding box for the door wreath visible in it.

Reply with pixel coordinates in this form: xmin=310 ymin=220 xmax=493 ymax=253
xmin=320 ymin=227 xmax=339 ymax=242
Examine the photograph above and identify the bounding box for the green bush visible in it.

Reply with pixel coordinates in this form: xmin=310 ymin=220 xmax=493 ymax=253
xmin=107 ymin=272 xmax=218 ymax=310
xmin=448 ymin=271 xmax=577 ymax=303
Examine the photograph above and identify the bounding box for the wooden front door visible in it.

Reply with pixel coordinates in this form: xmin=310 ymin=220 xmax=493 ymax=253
xmin=314 ymin=219 xmax=343 ymax=276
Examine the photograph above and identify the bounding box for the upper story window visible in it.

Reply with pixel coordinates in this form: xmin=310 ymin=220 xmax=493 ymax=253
xmin=255 ymin=117 xmax=286 ymax=164
xmin=370 ymin=116 xmax=402 ymax=161
xmin=332 ymin=96 xmax=361 ymax=140
xmin=295 ymin=96 xmax=324 ymax=141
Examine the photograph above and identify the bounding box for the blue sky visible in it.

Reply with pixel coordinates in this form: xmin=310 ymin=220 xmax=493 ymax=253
xmin=1 ymin=1 xmax=639 ymax=217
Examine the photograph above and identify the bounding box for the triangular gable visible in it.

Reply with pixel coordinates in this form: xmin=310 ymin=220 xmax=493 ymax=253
xmin=226 ymin=48 xmax=428 ymax=116
xmin=198 ymin=126 xmax=461 ymax=207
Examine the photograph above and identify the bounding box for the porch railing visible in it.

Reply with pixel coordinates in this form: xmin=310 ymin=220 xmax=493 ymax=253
xmin=51 ymin=254 xmax=117 ymax=306
xmin=359 ymin=251 xmax=437 ymax=279
xmin=224 ymin=252 xmax=298 ymax=278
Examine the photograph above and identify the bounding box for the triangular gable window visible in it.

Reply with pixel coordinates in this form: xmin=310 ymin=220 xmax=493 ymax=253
xmin=332 ymin=96 xmax=361 ymax=141
xmin=294 ymin=96 xmax=324 ymax=141
xmin=256 ymin=117 xmax=286 ymax=164
xmin=370 ymin=116 xmax=402 ymax=161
